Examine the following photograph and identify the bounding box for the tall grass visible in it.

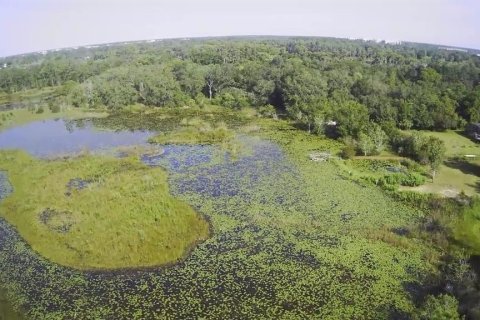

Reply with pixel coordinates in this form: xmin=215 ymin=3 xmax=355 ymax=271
xmin=0 ymin=150 xmax=210 ymax=269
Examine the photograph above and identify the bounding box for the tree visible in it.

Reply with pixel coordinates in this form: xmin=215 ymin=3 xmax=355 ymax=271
xmin=204 ymin=64 xmax=232 ymax=100
xmin=334 ymin=101 xmax=370 ymax=138
xmin=424 ymin=136 xmax=446 ymax=180
xmin=358 ymin=132 xmax=374 ymax=156
xmin=171 ymin=61 xmax=205 ymax=98
xmin=367 ymin=123 xmax=388 ymax=154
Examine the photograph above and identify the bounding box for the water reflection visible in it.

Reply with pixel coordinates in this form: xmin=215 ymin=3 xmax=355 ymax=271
xmin=0 ymin=119 xmax=153 ymax=158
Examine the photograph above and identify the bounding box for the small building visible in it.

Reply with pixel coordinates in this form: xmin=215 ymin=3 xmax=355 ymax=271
xmin=466 ymin=123 xmax=480 ymax=141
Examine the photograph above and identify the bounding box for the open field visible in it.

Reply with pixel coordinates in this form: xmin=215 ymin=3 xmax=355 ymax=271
xmin=399 ymin=130 xmax=480 ymax=197
xmin=424 ymin=130 xmax=480 ymax=158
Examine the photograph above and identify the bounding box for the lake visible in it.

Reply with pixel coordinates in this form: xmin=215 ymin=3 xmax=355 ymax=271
xmin=0 ymin=119 xmax=153 ymax=158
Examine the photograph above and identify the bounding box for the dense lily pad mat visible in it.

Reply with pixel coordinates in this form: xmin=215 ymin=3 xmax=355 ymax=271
xmin=0 ymin=151 xmax=210 ymax=269
xmin=0 ymin=118 xmax=443 ymax=319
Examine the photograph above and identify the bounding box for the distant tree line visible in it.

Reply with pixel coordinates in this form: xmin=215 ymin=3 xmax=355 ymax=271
xmin=1 ymin=37 xmax=479 ymax=136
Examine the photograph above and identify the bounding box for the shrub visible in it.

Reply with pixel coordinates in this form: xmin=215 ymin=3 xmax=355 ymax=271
xmin=36 ymin=106 xmax=44 ymax=114
xmin=341 ymin=143 xmax=356 ymax=159
xmin=49 ymin=103 xmax=61 ymax=113
xmin=258 ymin=104 xmax=277 ymax=118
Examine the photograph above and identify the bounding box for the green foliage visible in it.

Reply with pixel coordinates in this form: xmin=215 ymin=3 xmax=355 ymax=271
xmin=341 ymin=141 xmax=356 ymax=159
xmin=454 ymin=200 xmax=480 ymax=254
xmin=372 ymin=172 xmax=426 ymax=188
xmin=392 ymin=131 xmax=446 ymax=177
xmin=335 ymin=101 xmax=370 ymax=138
xmin=149 ymin=120 xmax=234 ymax=145
xmin=1 ymin=37 xmax=478 ymax=132
xmin=258 ymin=104 xmax=277 ymax=118
xmin=416 ymin=294 xmax=461 ymax=320
xmin=215 ymin=88 xmax=251 ymax=109
xmin=358 ymin=132 xmax=375 ymax=156
xmin=48 ymin=102 xmax=61 ymax=113
xmin=0 ymin=151 xmax=210 ymax=269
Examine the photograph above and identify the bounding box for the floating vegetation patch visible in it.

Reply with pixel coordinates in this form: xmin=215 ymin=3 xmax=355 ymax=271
xmin=38 ymin=208 xmax=75 ymax=233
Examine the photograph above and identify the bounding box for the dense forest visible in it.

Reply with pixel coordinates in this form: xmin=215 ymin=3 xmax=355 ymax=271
xmin=1 ymin=37 xmax=479 ymax=134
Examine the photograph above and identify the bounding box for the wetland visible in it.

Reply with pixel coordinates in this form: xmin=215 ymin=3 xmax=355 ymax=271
xmin=0 ymin=109 xmax=467 ymax=319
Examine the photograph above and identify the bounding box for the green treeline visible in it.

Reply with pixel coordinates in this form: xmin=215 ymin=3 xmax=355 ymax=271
xmin=1 ymin=37 xmax=479 ymax=134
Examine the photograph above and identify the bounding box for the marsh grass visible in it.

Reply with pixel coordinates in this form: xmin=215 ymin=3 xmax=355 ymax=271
xmin=149 ymin=119 xmax=234 ymax=145
xmin=0 ymin=150 xmax=210 ymax=269
xmin=454 ymin=201 xmax=480 ymax=254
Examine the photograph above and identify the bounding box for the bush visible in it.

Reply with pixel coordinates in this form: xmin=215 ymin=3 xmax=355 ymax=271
xmin=36 ymin=106 xmax=44 ymax=114
xmin=49 ymin=103 xmax=61 ymax=113
xmin=341 ymin=143 xmax=356 ymax=159
xmin=258 ymin=104 xmax=277 ymax=118
xmin=367 ymin=172 xmax=426 ymax=189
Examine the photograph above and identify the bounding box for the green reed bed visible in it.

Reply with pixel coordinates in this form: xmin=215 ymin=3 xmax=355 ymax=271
xmin=0 ymin=150 xmax=210 ymax=269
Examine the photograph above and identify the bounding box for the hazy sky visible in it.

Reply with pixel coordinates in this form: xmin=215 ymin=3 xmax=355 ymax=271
xmin=1 ymin=0 xmax=479 ymax=57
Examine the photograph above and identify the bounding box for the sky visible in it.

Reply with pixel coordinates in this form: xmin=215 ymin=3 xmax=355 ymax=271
xmin=1 ymin=0 xmax=479 ymax=57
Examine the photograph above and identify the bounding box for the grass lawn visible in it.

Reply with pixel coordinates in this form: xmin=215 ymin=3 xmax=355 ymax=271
xmin=423 ymin=130 xmax=480 ymax=158
xmin=0 ymin=150 xmax=210 ymax=269
xmin=400 ymin=162 xmax=480 ymax=197
xmin=400 ymin=130 xmax=480 ymax=197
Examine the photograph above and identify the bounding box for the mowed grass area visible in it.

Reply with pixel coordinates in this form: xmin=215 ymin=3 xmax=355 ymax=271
xmin=425 ymin=130 xmax=480 ymax=157
xmin=402 ymin=130 xmax=480 ymax=197
xmin=0 ymin=150 xmax=210 ymax=269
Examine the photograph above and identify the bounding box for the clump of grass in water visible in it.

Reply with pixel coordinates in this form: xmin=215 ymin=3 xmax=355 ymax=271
xmin=149 ymin=119 xmax=234 ymax=145
xmin=0 ymin=150 xmax=210 ymax=270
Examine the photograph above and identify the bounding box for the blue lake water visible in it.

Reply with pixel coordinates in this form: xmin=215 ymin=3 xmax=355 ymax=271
xmin=0 ymin=119 xmax=154 ymax=158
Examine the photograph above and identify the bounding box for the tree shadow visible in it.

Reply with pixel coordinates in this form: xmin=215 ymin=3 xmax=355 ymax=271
xmin=453 ymin=129 xmax=480 ymax=144
xmin=466 ymin=181 xmax=480 ymax=193
xmin=444 ymin=159 xmax=480 ymax=177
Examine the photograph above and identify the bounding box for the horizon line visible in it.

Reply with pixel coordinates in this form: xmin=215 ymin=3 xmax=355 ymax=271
xmin=2 ymin=34 xmax=480 ymax=59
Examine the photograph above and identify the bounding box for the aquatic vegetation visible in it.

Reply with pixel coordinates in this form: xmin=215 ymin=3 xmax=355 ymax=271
xmin=0 ymin=113 xmax=447 ymax=319
xmin=454 ymin=200 xmax=480 ymax=254
xmin=91 ymin=106 xmax=250 ymax=132
xmin=0 ymin=151 xmax=210 ymax=269
xmin=148 ymin=121 xmax=233 ymax=145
